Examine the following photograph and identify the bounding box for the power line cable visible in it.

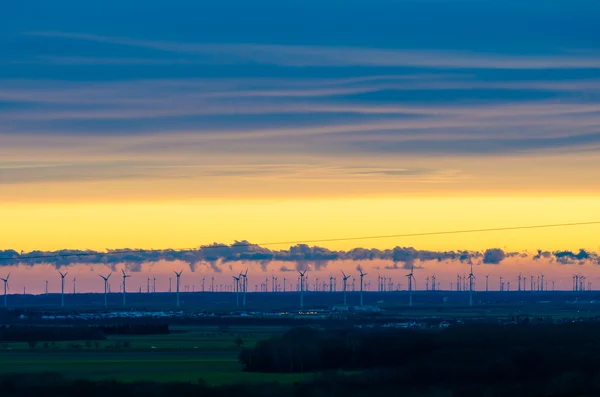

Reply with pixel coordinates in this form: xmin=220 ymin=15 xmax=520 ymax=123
xmin=1 ymin=220 xmax=599 ymax=262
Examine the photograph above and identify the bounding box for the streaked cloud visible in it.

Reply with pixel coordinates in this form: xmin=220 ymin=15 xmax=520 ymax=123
xmin=25 ymin=32 xmax=600 ymax=69
xmin=1 ymin=0 xmax=599 ymax=201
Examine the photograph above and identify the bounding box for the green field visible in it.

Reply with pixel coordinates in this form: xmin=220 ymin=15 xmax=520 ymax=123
xmin=0 ymin=326 xmax=307 ymax=385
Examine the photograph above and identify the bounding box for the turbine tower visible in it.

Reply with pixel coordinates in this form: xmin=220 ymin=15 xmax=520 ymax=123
xmin=58 ymin=271 xmax=68 ymax=308
xmin=241 ymin=269 xmax=248 ymax=307
xmin=233 ymin=273 xmax=241 ymax=307
xmin=1 ymin=274 xmax=10 ymax=308
xmin=298 ymin=270 xmax=307 ymax=309
xmin=174 ymin=270 xmax=183 ymax=307
xmin=99 ymin=272 xmax=112 ymax=308
xmin=485 ymin=274 xmax=489 ymax=292
xmin=358 ymin=266 xmax=367 ymax=306
xmin=468 ymin=263 xmax=475 ymax=306
xmin=406 ymin=264 xmax=416 ymax=307
xmin=121 ymin=269 xmax=130 ymax=306
xmin=341 ymin=271 xmax=351 ymax=305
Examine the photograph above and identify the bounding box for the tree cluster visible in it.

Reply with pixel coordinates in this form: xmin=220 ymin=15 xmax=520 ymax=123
xmin=0 ymin=325 xmax=105 ymax=342
xmin=95 ymin=323 xmax=170 ymax=335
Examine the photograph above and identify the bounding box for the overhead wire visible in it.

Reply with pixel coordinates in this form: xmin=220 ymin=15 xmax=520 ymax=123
xmin=1 ymin=220 xmax=599 ymax=262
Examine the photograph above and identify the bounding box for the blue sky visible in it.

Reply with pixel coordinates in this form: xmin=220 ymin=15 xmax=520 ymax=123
xmin=1 ymin=0 xmax=600 ymax=192
xmin=3 ymin=1 xmax=600 ymax=291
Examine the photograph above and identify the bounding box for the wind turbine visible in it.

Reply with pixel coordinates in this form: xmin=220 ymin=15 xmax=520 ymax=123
xmin=530 ymin=274 xmax=534 ymax=291
xmin=58 ymin=271 xmax=68 ymax=307
xmin=298 ymin=270 xmax=307 ymax=309
xmin=485 ymin=274 xmax=489 ymax=292
xmin=358 ymin=266 xmax=367 ymax=306
xmin=99 ymin=272 xmax=111 ymax=308
xmin=233 ymin=273 xmax=241 ymax=307
xmin=121 ymin=269 xmax=130 ymax=306
xmin=518 ymin=273 xmax=522 ymax=292
xmin=241 ymin=269 xmax=248 ymax=307
xmin=406 ymin=264 xmax=416 ymax=307
xmin=468 ymin=263 xmax=475 ymax=306
xmin=1 ymin=274 xmax=10 ymax=308
xmin=341 ymin=271 xmax=351 ymax=305
xmin=174 ymin=270 xmax=183 ymax=307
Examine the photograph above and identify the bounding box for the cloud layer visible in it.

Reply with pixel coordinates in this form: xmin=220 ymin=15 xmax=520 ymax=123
xmin=1 ymin=0 xmax=600 ymax=199
xmin=1 ymin=244 xmax=598 ymax=273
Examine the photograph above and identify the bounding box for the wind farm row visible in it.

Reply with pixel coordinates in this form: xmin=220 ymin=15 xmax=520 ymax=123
xmin=1 ymin=264 xmax=596 ymax=310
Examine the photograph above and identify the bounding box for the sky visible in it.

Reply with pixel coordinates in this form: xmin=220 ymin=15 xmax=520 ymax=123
xmin=2 ymin=0 xmax=600 ymax=294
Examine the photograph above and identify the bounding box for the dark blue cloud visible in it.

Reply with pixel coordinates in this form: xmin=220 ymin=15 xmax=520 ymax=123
xmin=1 ymin=0 xmax=600 ymax=173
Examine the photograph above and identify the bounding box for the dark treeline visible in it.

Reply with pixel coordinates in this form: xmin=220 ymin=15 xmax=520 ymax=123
xmin=95 ymin=324 xmax=170 ymax=335
xmin=0 ymin=325 xmax=105 ymax=342
xmin=4 ymin=370 xmax=600 ymax=397
xmin=240 ymin=323 xmax=600 ymax=387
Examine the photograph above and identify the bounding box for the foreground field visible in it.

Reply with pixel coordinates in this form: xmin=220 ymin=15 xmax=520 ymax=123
xmin=0 ymin=326 xmax=308 ymax=385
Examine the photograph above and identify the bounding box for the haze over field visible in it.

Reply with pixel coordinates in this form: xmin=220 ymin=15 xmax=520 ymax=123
xmin=2 ymin=0 xmax=600 ymax=293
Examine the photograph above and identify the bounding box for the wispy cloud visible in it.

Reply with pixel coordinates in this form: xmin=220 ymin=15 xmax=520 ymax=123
xmin=25 ymin=32 xmax=600 ymax=69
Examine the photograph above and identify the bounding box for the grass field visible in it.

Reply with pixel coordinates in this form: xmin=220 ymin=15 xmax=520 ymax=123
xmin=0 ymin=325 xmax=308 ymax=385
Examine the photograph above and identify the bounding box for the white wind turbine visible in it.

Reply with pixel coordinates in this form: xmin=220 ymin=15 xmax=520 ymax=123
xmin=174 ymin=270 xmax=183 ymax=307
xmin=121 ymin=269 xmax=130 ymax=306
xmin=241 ymin=268 xmax=248 ymax=307
xmin=99 ymin=272 xmax=112 ymax=308
xmin=406 ymin=264 xmax=416 ymax=307
xmin=298 ymin=270 xmax=307 ymax=309
xmin=341 ymin=270 xmax=351 ymax=306
xmin=233 ymin=273 xmax=241 ymax=307
xmin=1 ymin=274 xmax=10 ymax=308
xmin=58 ymin=270 xmax=68 ymax=307
xmin=468 ymin=263 xmax=475 ymax=306
xmin=358 ymin=266 xmax=367 ymax=306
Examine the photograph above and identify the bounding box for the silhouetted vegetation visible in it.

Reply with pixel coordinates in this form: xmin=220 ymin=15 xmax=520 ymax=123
xmin=7 ymin=324 xmax=600 ymax=396
xmin=0 ymin=325 xmax=105 ymax=342
xmin=96 ymin=323 xmax=170 ymax=335
xmin=240 ymin=324 xmax=600 ymax=374
xmin=4 ymin=368 xmax=600 ymax=397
